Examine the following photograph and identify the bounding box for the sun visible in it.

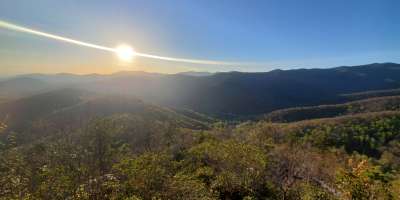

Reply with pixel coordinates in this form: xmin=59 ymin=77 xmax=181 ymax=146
xmin=115 ymin=44 xmax=135 ymax=62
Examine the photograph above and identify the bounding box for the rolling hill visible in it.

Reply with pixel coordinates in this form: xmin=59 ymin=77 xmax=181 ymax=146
xmin=0 ymin=88 xmax=208 ymax=132
xmin=264 ymin=95 xmax=400 ymax=122
xmin=0 ymin=77 xmax=52 ymax=100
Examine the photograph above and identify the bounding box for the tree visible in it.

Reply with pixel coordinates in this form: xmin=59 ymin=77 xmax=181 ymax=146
xmin=113 ymin=152 xmax=214 ymax=200
xmin=336 ymin=158 xmax=391 ymax=200
xmin=185 ymin=139 xmax=270 ymax=199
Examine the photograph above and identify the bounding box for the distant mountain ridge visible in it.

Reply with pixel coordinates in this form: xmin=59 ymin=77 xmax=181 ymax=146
xmin=177 ymin=71 xmax=214 ymax=77
xmin=1 ymin=62 xmax=399 ymax=118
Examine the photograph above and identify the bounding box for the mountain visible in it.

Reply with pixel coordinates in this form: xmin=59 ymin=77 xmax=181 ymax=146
xmin=0 ymin=88 xmax=91 ymax=130
xmin=0 ymin=88 xmax=208 ymax=132
xmin=0 ymin=77 xmax=52 ymax=100
xmin=83 ymin=63 xmax=400 ymax=118
xmin=264 ymin=95 xmax=400 ymax=122
xmin=2 ymin=63 xmax=400 ymax=118
xmin=16 ymin=73 xmax=106 ymax=86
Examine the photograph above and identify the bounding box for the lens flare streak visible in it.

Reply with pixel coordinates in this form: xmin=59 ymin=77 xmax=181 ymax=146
xmin=0 ymin=20 xmax=239 ymax=65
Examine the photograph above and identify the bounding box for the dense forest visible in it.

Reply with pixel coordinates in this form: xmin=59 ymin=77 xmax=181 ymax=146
xmin=1 ymin=98 xmax=400 ymax=199
xmin=1 ymin=63 xmax=400 ymax=199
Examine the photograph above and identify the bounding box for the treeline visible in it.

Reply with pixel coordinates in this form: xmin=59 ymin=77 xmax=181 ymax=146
xmin=1 ymin=111 xmax=400 ymax=199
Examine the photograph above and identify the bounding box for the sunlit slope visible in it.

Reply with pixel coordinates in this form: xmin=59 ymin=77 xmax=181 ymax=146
xmin=0 ymin=88 xmax=208 ymax=131
xmin=264 ymin=95 xmax=400 ymax=122
xmin=341 ymin=88 xmax=400 ymax=101
xmin=242 ymin=111 xmax=400 ymax=158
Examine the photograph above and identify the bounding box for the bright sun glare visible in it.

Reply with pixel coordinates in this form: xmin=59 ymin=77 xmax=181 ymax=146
xmin=115 ymin=45 xmax=135 ymax=62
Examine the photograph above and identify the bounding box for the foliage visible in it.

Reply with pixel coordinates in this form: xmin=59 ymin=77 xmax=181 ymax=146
xmin=336 ymin=158 xmax=392 ymax=199
xmin=1 ymin=109 xmax=400 ymax=199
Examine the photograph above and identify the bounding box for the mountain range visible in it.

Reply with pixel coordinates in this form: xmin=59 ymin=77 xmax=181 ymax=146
xmin=0 ymin=62 xmax=399 ymax=120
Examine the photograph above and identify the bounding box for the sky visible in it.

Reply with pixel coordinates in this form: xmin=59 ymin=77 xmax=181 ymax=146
xmin=0 ymin=0 xmax=399 ymax=75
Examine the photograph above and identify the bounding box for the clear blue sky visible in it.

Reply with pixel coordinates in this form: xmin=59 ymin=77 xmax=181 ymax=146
xmin=0 ymin=0 xmax=399 ymax=74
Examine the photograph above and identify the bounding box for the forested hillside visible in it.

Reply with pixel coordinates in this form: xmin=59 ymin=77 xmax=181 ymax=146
xmin=1 ymin=112 xmax=400 ymax=199
xmin=1 ymin=63 xmax=400 ymax=199
xmin=342 ymin=88 xmax=400 ymax=101
xmin=264 ymin=95 xmax=400 ymax=122
xmin=1 ymin=97 xmax=400 ymax=199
